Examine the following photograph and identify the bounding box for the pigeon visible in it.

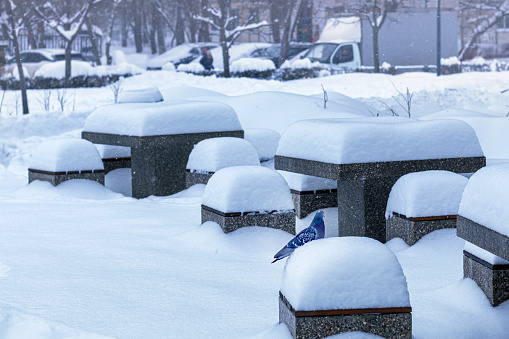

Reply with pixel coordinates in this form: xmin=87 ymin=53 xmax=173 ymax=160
xmin=272 ymin=210 xmax=325 ymax=263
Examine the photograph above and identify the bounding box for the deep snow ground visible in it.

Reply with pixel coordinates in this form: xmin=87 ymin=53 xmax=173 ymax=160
xmin=0 ymin=70 xmax=509 ymax=338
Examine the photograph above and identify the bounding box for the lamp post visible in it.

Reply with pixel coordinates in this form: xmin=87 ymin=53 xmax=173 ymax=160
xmin=437 ymin=0 xmax=442 ymax=76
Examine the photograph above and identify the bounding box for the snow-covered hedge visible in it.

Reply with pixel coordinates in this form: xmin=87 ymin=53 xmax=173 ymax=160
xmin=0 ymin=73 xmax=132 ymax=90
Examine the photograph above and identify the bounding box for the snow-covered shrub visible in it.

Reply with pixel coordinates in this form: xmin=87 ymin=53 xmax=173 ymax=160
xmin=441 ymin=57 xmax=462 ymax=75
xmin=162 ymin=62 xmax=176 ymax=71
xmin=231 ymin=58 xmax=275 ymax=79
xmin=280 ymin=58 xmax=317 ymax=81
xmin=177 ymin=62 xmax=206 ymax=74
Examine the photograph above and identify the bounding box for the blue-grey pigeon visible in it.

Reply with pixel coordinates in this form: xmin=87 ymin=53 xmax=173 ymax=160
xmin=272 ymin=210 xmax=325 ymax=263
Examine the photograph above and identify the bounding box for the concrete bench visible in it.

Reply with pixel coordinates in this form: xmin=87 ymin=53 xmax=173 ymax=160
xmin=385 ymin=171 xmax=468 ymax=245
xmin=201 ymin=166 xmax=295 ymax=234
xmin=279 ymin=170 xmax=337 ymax=219
xmin=276 ymin=117 xmax=485 ymax=242
xmin=185 ymin=137 xmax=260 ymax=188
xmin=95 ymin=144 xmax=131 ymax=173
xmin=82 ymin=101 xmax=243 ymax=198
xmin=457 ymin=164 xmax=509 ymax=306
xmin=279 ymin=237 xmax=412 ymax=338
xmin=28 ymin=138 xmax=105 ymax=186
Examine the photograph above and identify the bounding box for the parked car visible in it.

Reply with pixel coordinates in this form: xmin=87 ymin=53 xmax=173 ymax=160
xmin=146 ymin=43 xmax=219 ymax=70
xmin=249 ymin=42 xmax=312 ymax=67
xmin=3 ymin=49 xmax=89 ymax=78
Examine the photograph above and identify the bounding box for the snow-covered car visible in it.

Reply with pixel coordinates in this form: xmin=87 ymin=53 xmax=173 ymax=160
xmin=3 ymin=49 xmax=89 ymax=78
xmin=146 ymin=43 xmax=219 ymax=70
xmin=249 ymin=43 xmax=312 ymax=67
xmin=190 ymin=43 xmax=272 ymax=71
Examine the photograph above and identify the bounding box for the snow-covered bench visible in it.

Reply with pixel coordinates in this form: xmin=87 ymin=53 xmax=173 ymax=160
xmin=279 ymin=170 xmax=337 ymax=219
xmin=201 ymin=166 xmax=295 ymax=234
xmin=94 ymin=144 xmax=131 ymax=173
xmin=275 ymin=117 xmax=485 ymax=242
xmin=386 ymin=171 xmax=468 ymax=245
xmin=185 ymin=137 xmax=260 ymax=188
xmin=117 ymin=86 xmax=164 ymax=103
xmin=82 ymin=101 xmax=243 ymax=198
xmin=243 ymin=128 xmax=281 ymax=163
xmin=28 ymin=138 xmax=105 ymax=186
xmin=279 ymin=237 xmax=412 ymax=338
xmin=457 ymin=164 xmax=509 ymax=306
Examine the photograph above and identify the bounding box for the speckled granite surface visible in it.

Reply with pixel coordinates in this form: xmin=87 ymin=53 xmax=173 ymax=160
xmin=387 ymin=214 xmax=457 ymax=245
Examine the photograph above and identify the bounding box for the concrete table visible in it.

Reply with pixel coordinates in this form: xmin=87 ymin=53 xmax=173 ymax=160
xmin=275 ymin=118 xmax=485 ymax=242
xmin=82 ymin=101 xmax=243 ymax=198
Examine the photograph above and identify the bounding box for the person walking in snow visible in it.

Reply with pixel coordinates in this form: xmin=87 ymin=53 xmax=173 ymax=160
xmin=200 ymin=47 xmax=214 ymax=71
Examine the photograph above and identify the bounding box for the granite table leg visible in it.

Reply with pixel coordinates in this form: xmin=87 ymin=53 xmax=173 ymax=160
xmin=337 ymin=176 xmax=398 ymax=243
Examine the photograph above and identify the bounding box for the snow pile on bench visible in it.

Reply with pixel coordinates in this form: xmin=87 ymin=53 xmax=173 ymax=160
xmin=386 ymin=171 xmax=468 ymax=218
xmin=459 ymin=163 xmax=509 ymax=237
xmin=279 ymin=170 xmax=337 ymax=192
xmin=30 ymin=138 xmax=104 ymax=172
xmin=277 ymin=117 xmax=483 ymax=164
xmin=280 ymin=237 xmax=410 ymax=311
xmin=186 ymin=137 xmax=260 ymax=173
xmin=202 ymin=166 xmax=294 ymax=214
xmin=83 ymin=101 xmax=242 ymax=137
xmin=95 ymin=144 xmax=131 ymax=159
xmin=117 ymin=86 xmax=163 ymax=103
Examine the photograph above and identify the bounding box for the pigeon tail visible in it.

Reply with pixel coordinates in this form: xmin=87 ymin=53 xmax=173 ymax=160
xmin=271 ymin=246 xmax=296 ymax=263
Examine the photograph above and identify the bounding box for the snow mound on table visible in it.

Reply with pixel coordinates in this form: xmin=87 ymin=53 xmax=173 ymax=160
xmin=202 ymin=166 xmax=294 ymax=213
xmin=186 ymin=137 xmax=260 ymax=173
xmin=159 ymin=86 xmax=226 ymax=100
xmin=29 ymin=138 xmax=104 ymax=172
xmin=459 ymin=163 xmax=509 ymax=237
xmin=117 ymin=86 xmax=163 ymax=103
xmin=386 ymin=171 xmax=468 ymax=218
xmin=83 ymin=101 xmax=242 ymax=136
xmin=280 ymin=237 xmax=410 ymax=311
xmin=243 ymin=128 xmax=280 ymax=161
xmin=421 ymin=113 xmax=509 ymax=160
xmin=279 ymin=170 xmax=336 ymax=192
xmin=277 ymin=117 xmax=483 ymax=164
xmin=94 ymin=144 xmax=131 ymax=159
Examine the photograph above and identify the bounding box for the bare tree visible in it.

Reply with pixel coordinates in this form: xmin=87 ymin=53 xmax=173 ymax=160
xmin=35 ymin=0 xmax=97 ymax=85
xmin=458 ymin=0 xmax=509 ymax=60
xmin=196 ymin=0 xmax=268 ymax=77
xmin=356 ymin=0 xmax=402 ymax=73
xmin=1 ymin=0 xmax=30 ymax=114
xmin=105 ymin=0 xmax=123 ymax=65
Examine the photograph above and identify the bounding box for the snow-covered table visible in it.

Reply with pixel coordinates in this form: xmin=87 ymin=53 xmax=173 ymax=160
xmin=275 ymin=118 xmax=485 ymax=242
xmin=82 ymin=101 xmax=243 ymax=198
xmin=457 ymin=164 xmax=509 ymax=306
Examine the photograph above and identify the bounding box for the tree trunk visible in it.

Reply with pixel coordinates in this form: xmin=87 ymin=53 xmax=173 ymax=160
xmin=154 ymin=8 xmax=166 ymax=53
xmin=198 ymin=0 xmax=210 ymax=42
xmin=65 ymin=44 xmax=72 ymax=85
xmin=85 ymin=16 xmax=102 ymax=65
xmin=37 ymin=21 xmax=45 ymax=48
xmin=372 ymin=25 xmax=380 ymax=73
xmin=133 ymin=0 xmax=143 ymax=52
xmin=279 ymin=0 xmax=297 ymax=67
xmin=121 ymin=9 xmax=128 ymax=47
xmin=175 ymin=4 xmax=185 ymax=45
xmin=270 ymin=0 xmax=281 ymax=43
xmin=6 ymin=3 xmax=29 ymax=114
xmin=25 ymin=20 xmax=38 ymax=49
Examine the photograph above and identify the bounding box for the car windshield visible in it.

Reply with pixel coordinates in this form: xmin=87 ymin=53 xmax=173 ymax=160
xmin=303 ymin=43 xmax=338 ymax=63
xmin=53 ymin=53 xmax=86 ymax=61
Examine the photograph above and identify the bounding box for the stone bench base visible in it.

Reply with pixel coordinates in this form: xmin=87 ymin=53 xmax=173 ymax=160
xmin=464 ymin=251 xmax=509 ymax=307
xmin=28 ymin=169 xmax=105 ymax=186
xmin=185 ymin=170 xmax=213 ymax=188
xmin=103 ymin=157 xmax=131 ymax=173
xmin=279 ymin=292 xmax=412 ymax=339
xmin=291 ymin=189 xmax=337 ymax=219
xmin=386 ymin=213 xmax=457 ymax=245
xmin=201 ymin=205 xmax=295 ymax=234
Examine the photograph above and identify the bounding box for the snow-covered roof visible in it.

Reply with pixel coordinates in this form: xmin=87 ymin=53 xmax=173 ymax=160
xmin=280 ymin=237 xmax=410 ymax=311
xmin=459 ymin=163 xmax=509 ymax=237
xmin=29 ymin=138 xmax=104 ymax=172
xmin=202 ymin=166 xmax=294 ymax=213
xmin=117 ymin=86 xmax=163 ymax=103
xmin=277 ymin=117 xmax=484 ymax=164
xmin=186 ymin=137 xmax=260 ymax=173
xmin=386 ymin=170 xmax=468 ymax=218
xmin=83 ymin=101 xmax=242 ymax=137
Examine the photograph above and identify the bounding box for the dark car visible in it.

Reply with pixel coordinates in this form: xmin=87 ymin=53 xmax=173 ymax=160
xmin=249 ymin=42 xmax=312 ymax=67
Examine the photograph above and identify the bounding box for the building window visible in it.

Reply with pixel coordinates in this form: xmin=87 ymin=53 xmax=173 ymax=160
xmin=497 ymin=15 xmax=509 ymax=31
